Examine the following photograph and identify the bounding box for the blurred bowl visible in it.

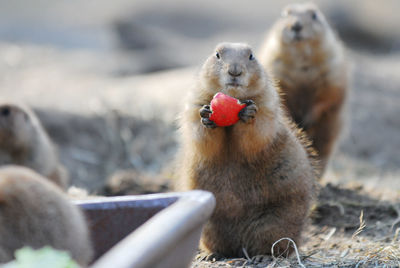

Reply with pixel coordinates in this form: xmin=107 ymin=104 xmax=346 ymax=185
xmin=74 ymin=190 xmax=215 ymax=268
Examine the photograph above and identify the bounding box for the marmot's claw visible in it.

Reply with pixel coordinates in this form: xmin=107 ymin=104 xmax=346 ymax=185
xmin=201 ymin=118 xmax=217 ymax=128
xmin=240 ymin=99 xmax=255 ymax=106
xmin=200 ymin=105 xmax=212 ymax=118
xmin=202 ymin=252 xmax=225 ymax=261
xmin=239 ymin=101 xmax=258 ymax=123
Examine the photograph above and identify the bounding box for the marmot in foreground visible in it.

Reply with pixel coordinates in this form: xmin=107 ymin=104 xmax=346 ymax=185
xmin=259 ymin=3 xmax=349 ymax=174
xmin=0 ymin=166 xmax=93 ymax=265
xmin=0 ymin=101 xmax=68 ymax=189
xmin=177 ymin=43 xmax=317 ymax=257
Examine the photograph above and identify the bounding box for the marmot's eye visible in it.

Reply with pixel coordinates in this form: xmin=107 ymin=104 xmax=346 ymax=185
xmin=249 ymin=54 xmax=255 ymax=60
xmin=1 ymin=107 xmax=10 ymax=117
xmin=311 ymin=11 xmax=317 ymax=20
xmin=216 ymin=52 xmax=220 ymax=59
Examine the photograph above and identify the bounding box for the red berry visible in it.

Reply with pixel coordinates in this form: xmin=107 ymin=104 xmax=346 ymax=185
xmin=209 ymin=92 xmax=246 ymax=127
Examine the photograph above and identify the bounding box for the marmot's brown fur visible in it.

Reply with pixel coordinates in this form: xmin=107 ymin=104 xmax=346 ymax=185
xmin=177 ymin=43 xmax=317 ymax=257
xmin=0 ymin=166 xmax=93 ymax=265
xmin=0 ymin=101 xmax=68 ymax=189
xmin=259 ymin=3 xmax=349 ymax=174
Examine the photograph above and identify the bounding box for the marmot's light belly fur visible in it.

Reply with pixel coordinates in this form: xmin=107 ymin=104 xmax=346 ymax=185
xmin=177 ymin=43 xmax=317 ymax=257
xmin=0 ymin=101 xmax=68 ymax=189
xmin=259 ymin=3 xmax=349 ymax=174
xmin=0 ymin=166 xmax=92 ymax=265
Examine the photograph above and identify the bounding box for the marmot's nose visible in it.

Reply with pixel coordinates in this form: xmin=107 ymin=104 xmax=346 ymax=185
xmin=228 ymin=64 xmax=242 ymax=77
xmin=291 ymin=22 xmax=303 ymax=33
xmin=0 ymin=106 xmax=10 ymax=117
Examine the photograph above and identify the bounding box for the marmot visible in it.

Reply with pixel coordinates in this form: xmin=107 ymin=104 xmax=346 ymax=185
xmin=259 ymin=3 xmax=349 ymax=174
xmin=0 ymin=166 xmax=93 ymax=265
xmin=177 ymin=43 xmax=317 ymax=257
xmin=0 ymin=101 xmax=68 ymax=189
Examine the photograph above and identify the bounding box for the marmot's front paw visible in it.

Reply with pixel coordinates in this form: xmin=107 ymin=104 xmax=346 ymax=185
xmin=201 ymin=118 xmax=217 ymax=128
xmin=200 ymin=105 xmax=212 ymax=118
xmin=200 ymin=105 xmax=217 ymax=128
xmin=239 ymin=100 xmax=257 ymax=123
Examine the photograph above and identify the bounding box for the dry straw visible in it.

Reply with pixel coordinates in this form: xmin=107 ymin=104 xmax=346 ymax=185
xmin=271 ymin=237 xmax=305 ymax=268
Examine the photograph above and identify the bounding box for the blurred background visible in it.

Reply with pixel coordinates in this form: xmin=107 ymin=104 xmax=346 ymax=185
xmin=0 ymin=0 xmax=399 ymax=194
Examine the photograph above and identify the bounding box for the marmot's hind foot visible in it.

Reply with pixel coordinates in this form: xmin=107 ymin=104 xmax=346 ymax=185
xmin=200 ymin=252 xmax=225 ymax=262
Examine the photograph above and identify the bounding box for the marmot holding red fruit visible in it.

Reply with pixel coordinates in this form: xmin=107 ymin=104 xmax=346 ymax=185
xmin=176 ymin=42 xmax=317 ymax=257
xmin=0 ymin=101 xmax=68 ymax=189
xmin=259 ymin=3 xmax=349 ymax=174
xmin=0 ymin=166 xmax=92 ymax=265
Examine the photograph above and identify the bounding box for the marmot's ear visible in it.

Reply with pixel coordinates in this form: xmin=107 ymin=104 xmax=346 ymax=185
xmin=281 ymin=5 xmax=293 ymax=17
xmin=281 ymin=7 xmax=291 ymax=17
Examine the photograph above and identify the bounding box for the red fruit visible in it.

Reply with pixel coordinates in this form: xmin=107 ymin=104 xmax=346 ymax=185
xmin=209 ymin=92 xmax=246 ymax=127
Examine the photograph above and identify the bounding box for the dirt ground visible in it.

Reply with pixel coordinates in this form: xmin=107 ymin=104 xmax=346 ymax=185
xmin=0 ymin=0 xmax=399 ymax=266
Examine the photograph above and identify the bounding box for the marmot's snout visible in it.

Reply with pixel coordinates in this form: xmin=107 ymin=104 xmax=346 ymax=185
xmin=291 ymin=21 xmax=303 ymax=33
xmin=228 ymin=63 xmax=243 ymax=77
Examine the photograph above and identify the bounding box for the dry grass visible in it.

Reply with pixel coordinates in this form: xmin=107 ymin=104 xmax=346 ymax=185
xmin=192 ymin=232 xmax=400 ymax=267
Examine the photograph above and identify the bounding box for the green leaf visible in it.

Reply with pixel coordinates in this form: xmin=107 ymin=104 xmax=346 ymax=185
xmin=0 ymin=246 xmax=80 ymax=268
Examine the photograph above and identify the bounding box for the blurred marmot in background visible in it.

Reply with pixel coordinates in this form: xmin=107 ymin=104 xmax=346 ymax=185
xmin=177 ymin=43 xmax=317 ymax=257
xmin=259 ymin=3 xmax=349 ymax=175
xmin=0 ymin=166 xmax=93 ymax=265
xmin=0 ymin=101 xmax=68 ymax=189
xmin=103 ymin=169 xmax=170 ymax=196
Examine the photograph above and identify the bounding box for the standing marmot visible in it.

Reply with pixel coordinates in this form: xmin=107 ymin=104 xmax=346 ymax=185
xmin=0 ymin=101 xmax=68 ymax=189
xmin=0 ymin=166 xmax=93 ymax=265
xmin=177 ymin=43 xmax=317 ymax=257
xmin=259 ymin=3 xmax=349 ymax=174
